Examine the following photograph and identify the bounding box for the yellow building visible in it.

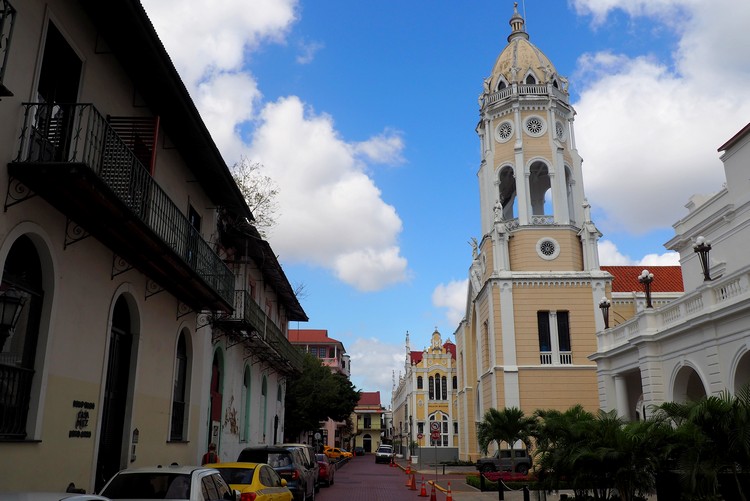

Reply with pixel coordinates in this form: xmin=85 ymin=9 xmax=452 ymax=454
xmin=455 ymin=6 xmax=610 ymax=461
xmin=392 ymin=329 xmax=458 ymax=463
xmin=351 ymin=391 xmax=384 ymax=453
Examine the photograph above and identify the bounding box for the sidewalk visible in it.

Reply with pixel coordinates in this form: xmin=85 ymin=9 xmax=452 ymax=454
xmin=391 ymin=459 xmax=576 ymax=501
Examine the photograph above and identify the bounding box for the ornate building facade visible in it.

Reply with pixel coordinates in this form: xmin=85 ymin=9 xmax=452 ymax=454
xmin=392 ymin=329 xmax=458 ymax=463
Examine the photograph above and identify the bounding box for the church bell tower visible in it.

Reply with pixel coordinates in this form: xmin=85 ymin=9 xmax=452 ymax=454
xmin=456 ymin=4 xmax=612 ymax=461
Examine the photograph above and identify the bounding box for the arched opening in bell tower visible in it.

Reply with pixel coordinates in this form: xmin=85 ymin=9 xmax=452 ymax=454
xmin=529 ymin=161 xmax=552 ymax=217
xmin=497 ymin=165 xmax=517 ymax=220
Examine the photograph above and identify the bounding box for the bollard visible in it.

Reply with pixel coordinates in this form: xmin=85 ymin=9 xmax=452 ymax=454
xmin=479 ymin=472 xmax=485 ymax=492
xmin=498 ymin=479 xmax=504 ymax=501
xmin=523 ymin=485 xmax=530 ymax=501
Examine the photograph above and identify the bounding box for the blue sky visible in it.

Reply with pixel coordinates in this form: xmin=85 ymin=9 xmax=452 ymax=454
xmin=141 ymin=0 xmax=750 ymax=404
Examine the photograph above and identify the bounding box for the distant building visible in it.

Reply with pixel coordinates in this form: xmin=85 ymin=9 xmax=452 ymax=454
xmin=591 ymin=123 xmax=750 ymax=417
xmin=351 ymin=391 xmax=385 ymax=453
xmin=289 ymin=329 xmax=349 ymax=448
xmin=392 ymin=329 xmax=457 ymax=463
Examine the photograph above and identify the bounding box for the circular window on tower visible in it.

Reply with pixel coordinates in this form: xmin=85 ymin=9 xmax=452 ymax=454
xmin=495 ymin=120 xmax=514 ymax=143
xmin=524 ymin=115 xmax=546 ymax=137
xmin=536 ymin=237 xmax=560 ymax=260
xmin=555 ymin=120 xmax=566 ymax=141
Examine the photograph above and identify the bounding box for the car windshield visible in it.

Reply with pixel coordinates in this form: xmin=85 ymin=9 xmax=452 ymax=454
xmin=214 ymin=467 xmax=255 ymax=485
xmin=100 ymin=473 xmax=191 ymax=499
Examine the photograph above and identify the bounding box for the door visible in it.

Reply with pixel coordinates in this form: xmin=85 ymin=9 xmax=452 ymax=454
xmin=95 ymin=297 xmax=133 ymax=490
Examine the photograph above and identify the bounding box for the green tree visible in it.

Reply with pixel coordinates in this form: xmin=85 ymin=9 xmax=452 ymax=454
xmin=476 ymin=407 xmax=535 ymax=473
xmin=284 ymin=353 xmax=360 ymax=440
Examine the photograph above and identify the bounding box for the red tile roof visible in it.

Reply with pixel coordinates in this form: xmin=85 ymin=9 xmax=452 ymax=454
xmin=288 ymin=329 xmax=342 ymax=345
xmin=410 ymin=351 xmax=423 ymax=365
xmin=601 ymin=266 xmax=684 ymax=293
xmin=358 ymin=391 xmax=381 ymax=407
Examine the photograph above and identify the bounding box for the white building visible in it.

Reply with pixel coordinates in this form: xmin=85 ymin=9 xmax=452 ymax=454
xmin=591 ymin=122 xmax=750 ymax=417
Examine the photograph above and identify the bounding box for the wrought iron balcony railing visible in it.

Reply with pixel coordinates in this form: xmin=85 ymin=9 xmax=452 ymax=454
xmin=11 ymin=102 xmax=234 ymax=307
xmin=218 ymin=290 xmax=303 ymax=373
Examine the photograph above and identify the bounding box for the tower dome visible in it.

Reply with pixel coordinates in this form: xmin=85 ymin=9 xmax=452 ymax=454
xmin=487 ymin=3 xmax=561 ymax=92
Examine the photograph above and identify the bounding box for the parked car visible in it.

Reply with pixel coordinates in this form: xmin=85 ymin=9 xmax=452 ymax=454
xmin=237 ymin=446 xmax=315 ymax=501
xmin=205 ymin=462 xmax=292 ymax=501
xmin=314 ymin=454 xmax=334 ymax=487
xmin=98 ymin=464 xmax=235 ymax=500
xmin=338 ymin=449 xmax=353 ymax=459
xmin=323 ymin=448 xmax=341 ymax=461
xmin=353 ymin=446 xmax=365 ymax=456
xmin=278 ymin=443 xmax=319 ymax=493
xmin=475 ymin=448 xmax=532 ymax=475
xmin=374 ymin=446 xmax=394 ymax=464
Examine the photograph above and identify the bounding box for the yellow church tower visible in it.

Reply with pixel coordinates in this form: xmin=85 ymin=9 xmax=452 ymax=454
xmin=455 ymin=4 xmax=612 ymax=461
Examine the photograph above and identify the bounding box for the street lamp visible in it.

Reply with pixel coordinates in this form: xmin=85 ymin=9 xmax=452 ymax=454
xmin=598 ymin=297 xmax=611 ymax=329
xmin=638 ymin=269 xmax=654 ymax=308
xmin=693 ymin=236 xmax=712 ymax=281
xmin=0 ymin=287 xmax=26 ymax=352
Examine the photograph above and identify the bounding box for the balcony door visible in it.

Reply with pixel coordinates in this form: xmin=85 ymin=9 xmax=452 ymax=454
xmin=32 ymin=22 xmax=82 ymax=162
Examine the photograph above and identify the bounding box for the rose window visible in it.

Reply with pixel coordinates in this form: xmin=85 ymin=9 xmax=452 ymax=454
xmin=555 ymin=121 xmax=565 ymax=140
xmin=540 ymin=240 xmax=556 ymax=256
xmin=525 ymin=116 xmax=545 ymax=136
xmin=496 ymin=121 xmax=513 ymax=143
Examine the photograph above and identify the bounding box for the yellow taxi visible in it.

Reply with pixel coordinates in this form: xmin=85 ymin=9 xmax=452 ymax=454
xmin=204 ymin=462 xmax=292 ymax=501
xmin=323 ymin=447 xmax=342 ymax=460
xmin=339 ymin=448 xmax=353 ymax=459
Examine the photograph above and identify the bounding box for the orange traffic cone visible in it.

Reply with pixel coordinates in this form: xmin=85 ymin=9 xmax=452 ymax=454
xmin=405 ymin=470 xmax=412 ymax=487
xmin=418 ymin=476 xmax=428 ymax=497
xmin=446 ymin=481 xmax=453 ymax=501
xmin=406 ymin=463 xmax=411 ymax=475
xmin=429 ymin=483 xmax=437 ymax=501
xmin=408 ymin=473 xmax=417 ymax=491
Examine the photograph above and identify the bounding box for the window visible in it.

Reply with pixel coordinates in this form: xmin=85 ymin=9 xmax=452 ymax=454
xmin=0 ymin=0 xmax=17 ymax=97
xmin=525 ymin=74 xmax=537 ymax=85
xmin=453 ymin=422 xmax=458 ymax=434
xmin=1 ymin=235 xmax=44 ymax=440
xmin=260 ymin=376 xmax=268 ymax=442
xmin=417 ymin=376 xmax=423 ymax=389
xmin=417 ymin=422 xmax=424 ymax=435
xmin=170 ymin=331 xmax=190 ymax=441
xmin=538 ymin=311 xmax=572 ymax=365
xmin=452 ymin=376 xmax=457 ymax=390
xmin=364 ymin=416 xmax=371 ymax=428
xmin=241 ymin=366 xmax=251 ymax=442
xmin=428 ymin=376 xmax=434 ymax=400
xmin=441 ymin=376 xmax=447 ymax=400
xmin=429 ymin=414 xmax=449 ymax=447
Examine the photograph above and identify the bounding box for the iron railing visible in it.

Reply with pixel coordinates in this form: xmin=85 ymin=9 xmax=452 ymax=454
xmin=13 ymin=102 xmax=234 ymax=305
xmin=230 ymin=290 xmax=304 ymax=371
xmin=0 ymin=364 xmax=32 ymax=440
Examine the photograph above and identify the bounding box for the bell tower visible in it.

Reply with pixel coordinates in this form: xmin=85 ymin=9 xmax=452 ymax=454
xmin=457 ymin=4 xmax=612 ymax=461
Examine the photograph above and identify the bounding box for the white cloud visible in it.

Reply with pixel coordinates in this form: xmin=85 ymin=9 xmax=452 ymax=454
xmin=249 ymin=97 xmax=409 ymax=291
xmin=432 ymin=280 xmax=468 ymax=327
xmin=296 ymin=40 xmax=324 ymax=65
xmin=573 ymin=0 xmax=750 ymax=238
xmin=598 ymin=240 xmax=679 ymax=266
xmin=353 ymin=130 xmax=405 ymax=165
xmin=347 ymin=337 xmax=405 ymax=406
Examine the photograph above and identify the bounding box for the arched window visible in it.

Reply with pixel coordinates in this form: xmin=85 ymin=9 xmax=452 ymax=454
xmin=441 ymin=376 xmax=447 ymax=400
xmin=525 ymin=74 xmax=537 ymax=85
xmin=497 ymin=166 xmax=516 ymax=221
xmin=417 ymin=376 xmax=423 ymax=389
xmin=529 ymin=161 xmax=551 ymax=216
xmin=260 ymin=376 xmax=268 ymax=443
xmin=241 ymin=366 xmax=251 ymax=442
xmin=170 ymin=330 xmax=191 ymax=441
xmin=429 ymin=413 xmax=450 ymax=447
xmin=0 ymin=235 xmax=44 ymax=440
xmin=497 ymin=80 xmax=507 ymax=90
xmin=428 ymin=376 xmax=434 ymax=400
xmin=434 ymin=373 xmax=442 ymax=400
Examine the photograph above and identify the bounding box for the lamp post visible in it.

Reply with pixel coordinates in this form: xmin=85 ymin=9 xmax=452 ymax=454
xmin=0 ymin=287 xmax=26 ymax=352
xmin=638 ymin=269 xmax=654 ymax=308
xmin=599 ymin=297 xmax=611 ymax=329
xmin=693 ymin=236 xmax=712 ymax=281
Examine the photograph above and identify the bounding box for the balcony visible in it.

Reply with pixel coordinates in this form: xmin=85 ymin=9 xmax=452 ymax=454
xmin=8 ymin=103 xmax=234 ymax=312
xmin=213 ymin=290 xmax=303 ymax=375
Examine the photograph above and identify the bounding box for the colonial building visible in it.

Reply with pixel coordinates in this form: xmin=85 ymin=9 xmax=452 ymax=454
xmin=591 ymin=123 xmax=750 ymax=418
xmin=392 ymin=329 xmax=458 ymax=463
xmin=289 ymin=329 xmax=350 ymax=448
xmin=455 ymin=5 xmax=609 ymax=461
xmin=351 ymin=391 xmax=385 ymax=453
xmin=0 ymin=0 xmax=305 ymax=492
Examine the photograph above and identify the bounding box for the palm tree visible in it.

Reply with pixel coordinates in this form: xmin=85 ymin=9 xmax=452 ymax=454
xmin=476 ymin=407 xmax=535 ymax=473
xmin=656 ymin=385 xmax=750 ymax=501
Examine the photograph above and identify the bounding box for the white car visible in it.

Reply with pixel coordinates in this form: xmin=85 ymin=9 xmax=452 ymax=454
xmin=98 ymin=465 xmax=236 ymax=501
xmin=374 ymin=446 xmax=394 ymax=464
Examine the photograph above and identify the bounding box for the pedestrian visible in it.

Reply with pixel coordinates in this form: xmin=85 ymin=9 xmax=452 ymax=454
xmin=201 ymin=443 xmax=219 ymax=465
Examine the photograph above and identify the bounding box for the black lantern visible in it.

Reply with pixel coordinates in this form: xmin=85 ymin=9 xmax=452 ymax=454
xmin=0 ymin=287 xmax=26 ymax=351
xmin=638 ymin=269 xmax=654 ymax=309
xmin=599 ymin=297 xmax=611 ymax=329
xmin=693 ymin=236 xmax=712 ymax=281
